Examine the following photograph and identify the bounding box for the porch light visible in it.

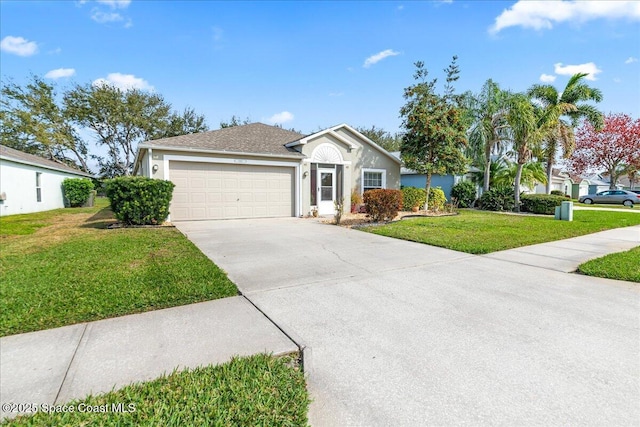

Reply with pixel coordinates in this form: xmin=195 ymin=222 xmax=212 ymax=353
xmin=152 ymin=164 xmax=159 ymax=172
xmin=303 ymin=171 xmax=309 ymax=178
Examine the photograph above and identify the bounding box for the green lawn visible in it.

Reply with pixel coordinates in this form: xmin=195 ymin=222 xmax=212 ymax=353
xmin=578 ymin=246 xmax=640 ymax=283
xmin=2 ymin=354 xmax=310 ymax=427
xmin=575 ymin=203 xmax=637 ymax=210
xmin=0 ymin=199 xmax=238 ymax=336
xmin=365 ymin=209 xmax=640 ymax=254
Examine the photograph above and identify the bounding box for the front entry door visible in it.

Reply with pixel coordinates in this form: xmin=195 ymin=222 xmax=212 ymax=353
xmin=318 ymin=168 xmax=335 ymax=215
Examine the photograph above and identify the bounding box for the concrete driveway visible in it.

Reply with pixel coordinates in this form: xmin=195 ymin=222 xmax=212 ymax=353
xmin=177 ymin=218 xmax=640 ymax=426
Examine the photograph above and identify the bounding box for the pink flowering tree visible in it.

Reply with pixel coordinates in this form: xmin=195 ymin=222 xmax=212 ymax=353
xmin=568 ymin=113 xmax=640 ymax=189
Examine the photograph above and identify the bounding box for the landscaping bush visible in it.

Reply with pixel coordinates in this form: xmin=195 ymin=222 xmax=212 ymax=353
xmin=401 ymin=187 xmax=426 ymax=210
xmin=451 ymin=181 xmax=476 ymax=208
xmin=364 ymin=189 xmax=403 ymax=222
xmin=62 ymin=178 xmax=94 ymax=207
xmin=478 ymin=186 xmax=515 ymax=211
xmin=106 ymin=177 xmax=175 ymax=225
xmin=521 ymin=194 xmax=567 ymax=215
xmin=350 ymin=189 xmax=363 ymax=213
xmin=550 ymin=190 xmax=564 ymax=196
xmin=428 ymin=187 xmax=447 ymax=211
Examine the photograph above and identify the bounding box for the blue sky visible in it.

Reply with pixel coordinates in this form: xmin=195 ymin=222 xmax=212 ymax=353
xmin=2 ymin=0 xmax=639 ymax=138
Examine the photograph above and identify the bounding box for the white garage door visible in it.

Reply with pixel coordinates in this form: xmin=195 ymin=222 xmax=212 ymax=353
xmin=169 ymin=161 xmax=295 ymax=220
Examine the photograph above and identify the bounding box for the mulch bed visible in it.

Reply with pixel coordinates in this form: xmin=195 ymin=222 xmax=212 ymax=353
xmin=319 ymin=211 xmax=458 ymax=228
xmin=106 ymin=222 xmax=175 ymax=229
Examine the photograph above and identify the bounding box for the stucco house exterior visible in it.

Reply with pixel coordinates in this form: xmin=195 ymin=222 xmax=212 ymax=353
xmin=133 ymin=123 xmax=401 ymax=221
xmin=0 ymin=145 xmax=93 ymax=216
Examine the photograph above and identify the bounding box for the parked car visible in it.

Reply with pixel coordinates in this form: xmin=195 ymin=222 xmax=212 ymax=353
xmin=578 ymin=190 xmax=640 ymax=207
xmin=631 ymin=190 xmax=640 ymax=195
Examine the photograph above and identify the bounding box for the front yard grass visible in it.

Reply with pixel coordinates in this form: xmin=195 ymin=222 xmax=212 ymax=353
xmin=575 ymin=203 xmax=636 ymax=210
xmin=578 ymin=246 xmax=640 ymax=283
xmin=366 ymin=209 xmax=640 ymax=254
xmin=2 ymin=353 xmax=310 ymax=427
xmin=0 ymin=199 xmax=238 ymax=337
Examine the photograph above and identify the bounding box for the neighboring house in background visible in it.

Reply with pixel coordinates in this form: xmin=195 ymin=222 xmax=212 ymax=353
xmin=569 ymin=176 xmax=590 ymax=199
xmin=533 ymin=169 xmax=573 ymax=195
xmin=133 ymin=123 xmax=401 ymax=220
xmin=584 ymin=173 xmax=622 ymax=193
xmin=606 ymin=175 xmax=637 ymax=191
xmin=389 ymin=151 xmax=471 ymax=200
xmin=0 ymin=145 xmax=93 ymax=216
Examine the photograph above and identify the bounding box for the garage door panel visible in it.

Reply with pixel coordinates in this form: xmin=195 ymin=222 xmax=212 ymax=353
xmin=206 ymin=193 xmax=222 ymax=203
xmin=206 ymin=178 xmax=222 ymax=189
xmin=170 ymin=161 xmax=294 ymax=220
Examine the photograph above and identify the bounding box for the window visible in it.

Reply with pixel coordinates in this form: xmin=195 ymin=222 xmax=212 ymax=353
xmin=363 ymin=170 xmax=385 ymax=192
xmin=36 ymin=172 xmax=42 ymax=202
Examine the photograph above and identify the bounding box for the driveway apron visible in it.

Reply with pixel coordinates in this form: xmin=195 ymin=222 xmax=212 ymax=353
xmin=177 ymin=218 xmax=640 ymax=426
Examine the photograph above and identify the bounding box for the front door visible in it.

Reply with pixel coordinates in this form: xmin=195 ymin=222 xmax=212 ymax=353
xmin=318 ymin=168 xmax=335 ymax=215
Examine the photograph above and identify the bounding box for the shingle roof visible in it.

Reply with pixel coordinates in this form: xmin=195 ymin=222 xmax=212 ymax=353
xmin=140 ymin=123 xmax=306 ymax=157
xmin=0 ymin=145 xmax=93 ymax=177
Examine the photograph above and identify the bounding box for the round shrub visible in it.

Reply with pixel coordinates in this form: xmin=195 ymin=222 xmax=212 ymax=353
xmin=401 ymin=187 xmax=426 ymax=210
xmin=62 ymin=178 xmax=94 ymax=207
xmin=550 ymin=190 xmax=565 ymax=196
xmin=364 ymin=189 xmax=403 ymax=222
xmin=428 ymin=187 xmax=447 ymax=211
xmin=478 ymin=186 xmax=515 ymax=211
xmin=451 ymin=181 xmax=476 ymax=208
xmin=106 ymin=177 xmax=175 ymax=225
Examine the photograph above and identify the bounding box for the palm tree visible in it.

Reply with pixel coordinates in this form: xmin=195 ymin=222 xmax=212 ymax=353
xmin=527 ymin=73 xmax=603 ymax=193
xmin=505 ymin=92 xmax=544 ymax=211
xmin=466 ymin=79 xmax=510 ymax=192
xmin=492 ymin=160 xmax=547 ymax=190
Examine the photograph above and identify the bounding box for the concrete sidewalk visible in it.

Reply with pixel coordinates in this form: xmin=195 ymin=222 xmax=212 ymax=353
xmin=483 ymin=225 xmax=640 ymax=272
xmin=0 ymin=296 xmax=298 ymax=420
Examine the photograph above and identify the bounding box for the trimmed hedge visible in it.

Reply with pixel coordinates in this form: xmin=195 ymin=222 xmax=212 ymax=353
xmin=478 ymin=186 xmax=515 ymax=211
xmin=106 ymin=177 xmax=175 ymax=225
xmin=364 ymin=189 xmax=403 ymax=222
xmin=521 ymin=194 xmax=567 ymax=215
xmin=451 ymin=181 xmax=476 ymax=208
xmin=62 ymin=178 xmax=94 ymax=207
xmin=402 ymin=187 xmax=426 ymax=210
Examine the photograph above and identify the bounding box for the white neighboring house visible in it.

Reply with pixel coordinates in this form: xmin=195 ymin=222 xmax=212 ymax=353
xmin=0 ymin=145 xmax=93 ymax=216
xmin=533 ymin=169 xmax=573 ymax=195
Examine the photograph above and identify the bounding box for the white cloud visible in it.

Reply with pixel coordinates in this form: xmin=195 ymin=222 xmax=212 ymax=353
xmin=539 ymin=73 xmax=557 ymax=83
xmin=92 ymin=73 xmax=154 ymax=91
xmin=91 ymin=10 xmax=124 ymax=23
xmin=490 ymin=0 xmax=640 ymax=34
xmin=0 ymin=36 xmax=38 ymax=56
xmin=397 ymin=5 xmax=404 ymax=11
xmin=97 ymin=0 xmax=131 ymax=8
xmin=267 ymin=111 xmax=294 ymax=124
xmin=329 ymin=92 xmax=344 ymax=97
xmin=613 ymin=77 xmax=622 ymax=83
xmin=363 ymin=49 xmax=400 ymax=68
xmin=554 ymin=62 xmax=602 ymax=80
xmin=48 ymin=47 xmax=62 ymax=55
xmin=625 ymin=56 xmax=638 ymax=64
xmin=45 ymin=68 xmax=76 ymax=79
